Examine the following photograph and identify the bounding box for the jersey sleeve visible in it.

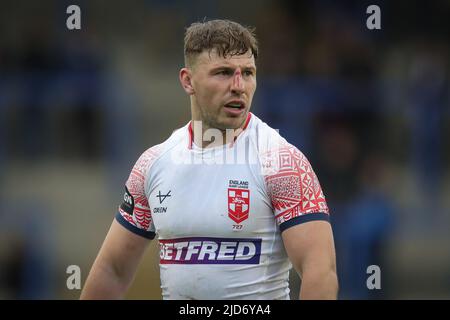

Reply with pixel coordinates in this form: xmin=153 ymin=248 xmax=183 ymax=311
xmin=262 ymin=143 xmax=330 ymax=232
xmin=115 ymin=148 xmax=159 ymax=239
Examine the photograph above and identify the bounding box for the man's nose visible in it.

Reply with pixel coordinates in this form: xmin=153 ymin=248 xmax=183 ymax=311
xmin=231 ymin=70 xmax=244 ymax=94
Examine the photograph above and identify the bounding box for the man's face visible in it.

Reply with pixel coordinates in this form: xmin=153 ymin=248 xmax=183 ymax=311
xmin=187 ymin=49 xmax=257 ymax=131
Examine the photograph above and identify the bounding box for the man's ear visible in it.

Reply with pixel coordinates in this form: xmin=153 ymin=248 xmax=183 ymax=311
xmin=179 ymin=68 xmax=195 ymax=95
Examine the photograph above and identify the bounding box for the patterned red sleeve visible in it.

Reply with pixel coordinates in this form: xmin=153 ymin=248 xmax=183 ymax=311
xmin=116 ymin=147 xmax=161 ymax=239
xmin=262 ymin=144 xmax=330 ymax=232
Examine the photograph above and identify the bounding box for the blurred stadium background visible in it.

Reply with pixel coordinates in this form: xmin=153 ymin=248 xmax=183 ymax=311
xmin=0 ymin=0 xmax=449 ymax=299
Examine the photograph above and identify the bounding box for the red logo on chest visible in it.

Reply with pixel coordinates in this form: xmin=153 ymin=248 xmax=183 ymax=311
xmin=228 ymin=188 xmax=250 ymax=224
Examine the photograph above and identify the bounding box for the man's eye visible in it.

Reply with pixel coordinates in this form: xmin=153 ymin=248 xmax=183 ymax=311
xmin=217 ymin=70 xmax=231 ymax=76
xmin=244 ymin=70 xmax=254 ymax=76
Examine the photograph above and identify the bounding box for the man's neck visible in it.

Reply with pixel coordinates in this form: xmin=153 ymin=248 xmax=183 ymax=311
xmin=190 ymin=116 xmax=249 ymax=149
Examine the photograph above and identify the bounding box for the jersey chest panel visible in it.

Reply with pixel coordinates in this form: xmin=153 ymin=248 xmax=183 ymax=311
xmin=147 ymin=153 xmax=274 ymax=240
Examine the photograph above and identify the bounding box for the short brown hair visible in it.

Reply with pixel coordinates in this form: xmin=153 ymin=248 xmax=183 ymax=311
xmin=184 ymin=19 xmax=258 ymax=67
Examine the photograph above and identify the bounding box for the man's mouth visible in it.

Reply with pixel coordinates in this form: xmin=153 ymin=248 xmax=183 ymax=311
xmin=223 ymin=100 xmax=246 ymax=116
xmin=224 ymin=100 xmax=245 ymax=110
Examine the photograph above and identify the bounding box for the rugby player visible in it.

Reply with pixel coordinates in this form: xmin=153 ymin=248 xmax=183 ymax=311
xmin=81 ymin=19 xmax=338 ymax=300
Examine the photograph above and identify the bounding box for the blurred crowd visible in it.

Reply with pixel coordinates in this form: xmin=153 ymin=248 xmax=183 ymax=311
xmin=0 ymin=0 xmax=449 ymax=299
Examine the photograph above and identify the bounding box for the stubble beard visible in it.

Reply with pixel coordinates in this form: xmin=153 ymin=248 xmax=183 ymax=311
xmin=205 ymin=112 xmax=246 ymax=132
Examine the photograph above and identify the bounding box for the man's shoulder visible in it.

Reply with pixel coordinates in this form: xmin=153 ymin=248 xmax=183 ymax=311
xmin=250 ymin=114 xmax=310 ymax=172
xmin=249 ymin=114 xmax=293 ymax=152
xmin=132 ymin=123 xmax=189 ymax=174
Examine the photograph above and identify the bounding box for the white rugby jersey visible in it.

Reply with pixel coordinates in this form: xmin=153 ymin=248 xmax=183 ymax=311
xmin=116 ymin=113 xmax=330 ymax=300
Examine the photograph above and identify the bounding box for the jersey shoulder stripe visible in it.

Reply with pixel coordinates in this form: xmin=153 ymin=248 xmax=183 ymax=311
xmin=117 ymin=125 xmax=189 ymax=237
xmin=250 ymin=116 xmax=330 ymax=229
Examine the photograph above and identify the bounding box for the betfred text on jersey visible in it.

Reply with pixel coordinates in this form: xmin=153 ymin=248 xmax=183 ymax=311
xmin=159 ymin=237 xmax=261 ymax=264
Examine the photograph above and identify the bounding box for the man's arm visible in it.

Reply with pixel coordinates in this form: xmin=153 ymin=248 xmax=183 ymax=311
xmin=80 ymin=219 xmax=151 ymax=299
xmin=282 ymin=220 xmax=338 ymax=300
